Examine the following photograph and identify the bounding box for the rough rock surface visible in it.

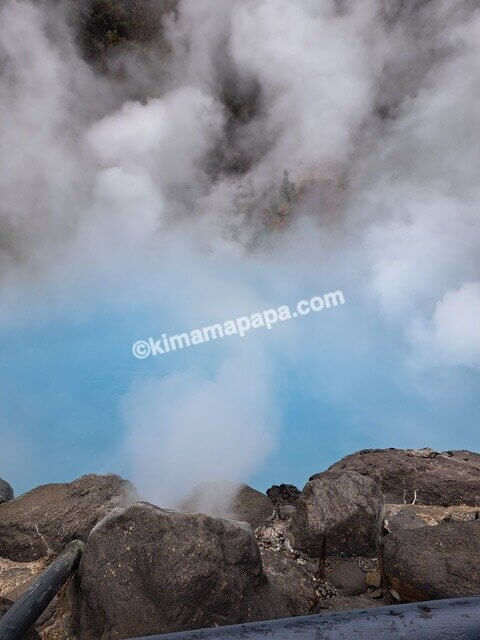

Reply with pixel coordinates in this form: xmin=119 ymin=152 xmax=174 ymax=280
xmin=324 ymin=448 xmax=480 ymax=505
xmin=0 ymin=479 xmax=13 ymax=505
xmin=79 ymin=0 xmax=178 ymax=63
xmin=329 ymin=561 xmax=367 ymax=596
xmin=288 ymin=470 xmax=384 ymax=556
xmin=384 ymin=503 xmax=480 ymax=533
xmin=2 ymin=447 xmax=479 ymax=637
xmin=181 ymin=482 xmax=274 ymax=530
xmin=266 ymin=484 xmax=300 ymax=520
xmin=0 ymin=474 xmax=135 ymax=561
xmin=0 ymin=555 xmax=46 ymax=601
xmin=75 ymin=502 xmax=294 ymax=640
xmin=381 ymin=520 xmax=480 ymax=601
xmin=36 ymin=582 xmax=77 ymax=640
xmin=254 ymin=520 xmax=391 ymax=615
xmin=260 ymin=550 xmax=316 ymax=615
xmin=0 ymin=555 xmax=74 ymax=640
xmin=314 ymin=556 xmax=389 ymax=612
xmin=231 ymin=485 xmax=275 ymax=529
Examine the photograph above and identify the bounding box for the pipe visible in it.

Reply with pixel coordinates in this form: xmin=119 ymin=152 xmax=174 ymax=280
xmin=128 ymin=597 xmax=480 ymax=640
xmin=0 ymin=540 xmax=85 ymax=640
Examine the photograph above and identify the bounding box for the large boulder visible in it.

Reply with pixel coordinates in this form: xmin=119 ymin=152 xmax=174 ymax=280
xmin=324 ymin=448 xmax=480 ymax=505
xmin=231 ymin=485 xmax=275 ymax=529
xmin=288 ymin=470 xmax=384 ymax=557
xmin=75 ymin=502 xmax=295 ymax=640
xmin=0 ymin=478 xmax=13 ymax=504
xmin=0 ymin=474 xmax=135 ymax=561
xmin=381 ymin=520 xmax=480 ymax=601
xmin=180 ymin=482 xmax=274 ymax=530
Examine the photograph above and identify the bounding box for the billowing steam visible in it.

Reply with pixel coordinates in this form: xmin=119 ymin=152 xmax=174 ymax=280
xmin=1 ymin=0 xmax=479 ymax=502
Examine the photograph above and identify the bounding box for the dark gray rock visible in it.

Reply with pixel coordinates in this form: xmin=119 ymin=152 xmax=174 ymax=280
xmin=181 ymin=482 xmax=274 ymax=530
xmin=381 ymin=520 xmax=480 ymax=601
xmin=384 ymin=507 xmax=430 ymax=533
xmin=329 ymin=560 xmax=367 ymax=596
xmin=261 ymin=549 xmax=316 ymax=615
xmin=0 ymin=478 xmax=13 ymax=505
xmin=384 ymin=504 xmax=480 ymax=533
xmin=231 ymin=485 xmax=275 ymax=529
xmin=75 ymin=502 xmax=298 ymax=640
xmin=0 ymin=474 xmax=136 ymax=561
xmin=267 ymin=484 xmax=300 ymax=520
xmin=288 ymin=470 xmax=384 ymax=557
xmin=323 ymin=448 xmax=480 ymax=505
xmin=79 ymin=0 xmax=178 ymax=63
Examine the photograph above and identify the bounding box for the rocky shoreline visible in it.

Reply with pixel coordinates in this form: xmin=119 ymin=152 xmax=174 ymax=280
xmin=1 ymin=448 xmax=479 ymax=639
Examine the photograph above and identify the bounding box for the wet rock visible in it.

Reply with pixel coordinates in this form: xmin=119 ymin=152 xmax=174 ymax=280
xmin=180 ymin=482 xmax=274 ymax=530
xmin=0 ymin=479 xmax=13 ymax=505
xmin=324 ymin=448 xmax=480 ymax=505
xmin=381 ymin=520 xmax=480 ymax=601
xmin=329 ymin=561 xmax=367 ymax=596
xmin=0 ymin=474 xmax=135 ymax=561
xmin=266 ymin=484 xmax=300 ymax=520
xmin=75 ymin=502 xmax=296 ymax=640
xmin=288 ymin=470 xmax=384 ymax=556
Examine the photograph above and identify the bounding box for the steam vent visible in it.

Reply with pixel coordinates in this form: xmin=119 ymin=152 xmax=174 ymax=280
xmin=1 ymin=449 xmax=480 ymax=638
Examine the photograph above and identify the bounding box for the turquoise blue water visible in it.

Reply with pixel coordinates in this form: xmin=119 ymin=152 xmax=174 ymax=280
xmin=1 ymin=263 xmax=479 ymax=498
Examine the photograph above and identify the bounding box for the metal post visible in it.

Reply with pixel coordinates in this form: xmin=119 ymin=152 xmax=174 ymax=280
xmin=0 ymin=540 xmax=85 ymax=640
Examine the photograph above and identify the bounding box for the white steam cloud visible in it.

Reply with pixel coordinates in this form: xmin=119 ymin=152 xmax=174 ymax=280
xmin=122 ymin=350 xmax=278 ymax=506
xmin=1 ymin=0 xmax=479 ymax=502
